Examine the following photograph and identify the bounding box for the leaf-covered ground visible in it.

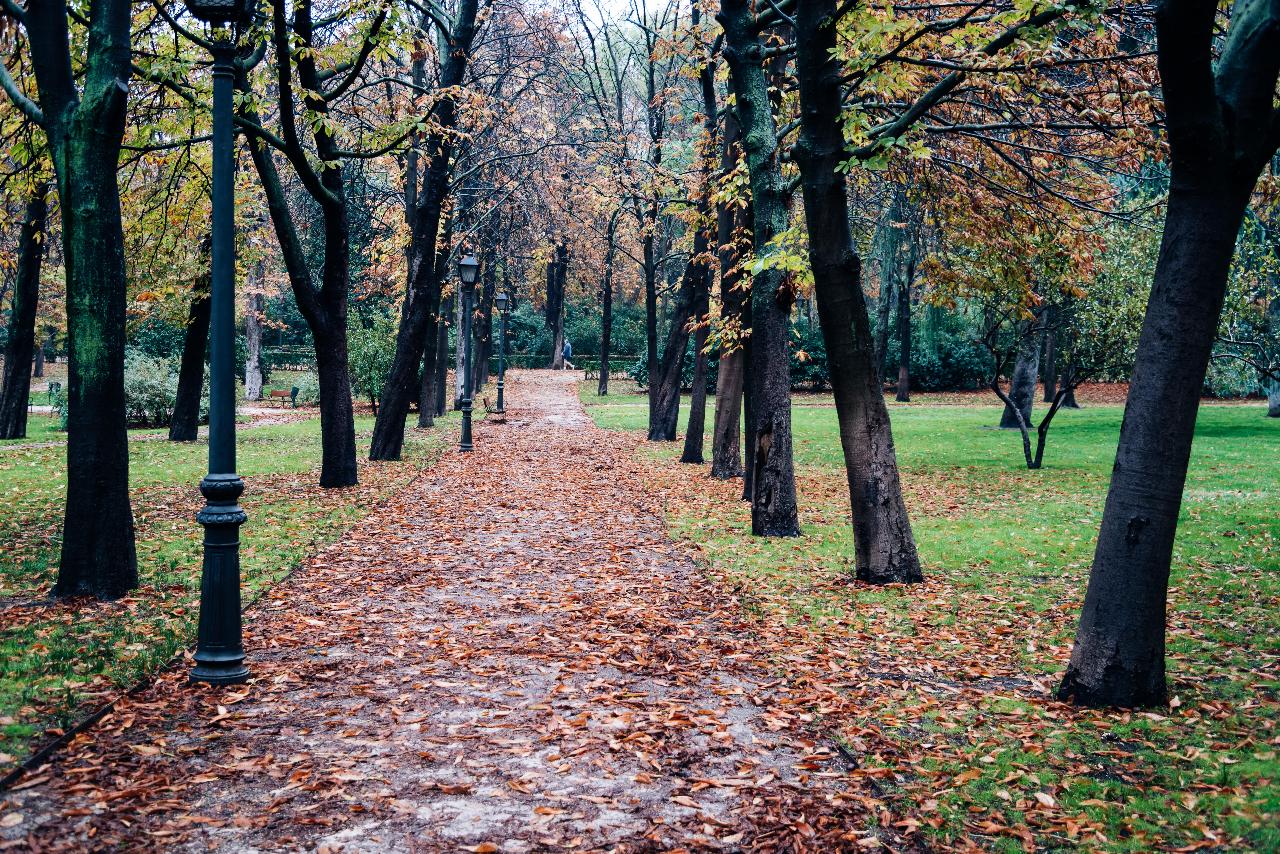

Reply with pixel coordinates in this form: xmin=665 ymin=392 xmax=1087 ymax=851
xmin=584 ymin=384 xmax=1279 ymax=851
xmin=0 ymin=373 xmax=901 ymax=851
xmin=0 ymin=411 xmax=447 ymax=770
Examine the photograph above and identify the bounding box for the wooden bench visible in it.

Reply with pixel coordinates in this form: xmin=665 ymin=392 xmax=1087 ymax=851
xmin=268 ymin=387 xmax=299 ymax=408
xmin=584 ymin=366 xmax=598 ymax=382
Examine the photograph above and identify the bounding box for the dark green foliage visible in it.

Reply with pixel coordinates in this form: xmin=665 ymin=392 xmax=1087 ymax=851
xmin=129 ymin=315 xmax=187 ymax=361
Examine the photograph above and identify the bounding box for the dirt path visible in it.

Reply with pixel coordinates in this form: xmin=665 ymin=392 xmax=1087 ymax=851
xmin=0 ymin=372 xmax=877 ymax=852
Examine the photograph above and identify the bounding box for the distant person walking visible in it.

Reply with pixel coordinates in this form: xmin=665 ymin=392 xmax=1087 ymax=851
xmin=562 ymin=339 xmax=575 ymax=371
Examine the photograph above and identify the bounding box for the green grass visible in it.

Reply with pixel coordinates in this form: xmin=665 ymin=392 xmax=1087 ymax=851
xmin=0 ymin=412 xmax=452 ymax=767
xmin=583 ymin=384 xmax=1279 ymax=851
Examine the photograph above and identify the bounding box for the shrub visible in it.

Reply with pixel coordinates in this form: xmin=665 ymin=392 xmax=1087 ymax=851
xmin=292 ymin=371 xmax=321 ymax=406
xmin=123 ymin=350 xmax=180 ymax=427
xmin=348 ymin=311 xmax=398 ymax=408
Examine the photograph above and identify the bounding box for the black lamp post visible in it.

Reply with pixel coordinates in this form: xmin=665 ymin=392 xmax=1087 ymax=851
xmin=187 ymin=0 xmax=251 ymax=685
xmin=494 ymin=288 xmax=509 ymax=414
xmin=457 ymin=253 xmax=480 ymax=452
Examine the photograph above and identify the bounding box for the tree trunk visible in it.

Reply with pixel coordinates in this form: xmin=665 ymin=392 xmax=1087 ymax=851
xmin=313 ymin=320 xmax=358 ymax=487
xmin=740 ymin=334 xmax=755 ymax=501
xmin=721 ymin=0 xmax=799 ymax=536
xmin=999 ymin=323 xmax=1041 ymax=428
xmin=473 ymin=253 xmax=495 ymax=393
xmin=895 ymin=267 xmax=911 ymax=403
xmin=43 ymin=31 xmax=139 ymax=597
xmin=642 ymin=206 xmax=659 ymax=425
xmin=545 ymin=245 xmax=567 ymax=370
xmin=794 ymin=0 xmax=921 ymax=582
xmin=598 ymin=212 xmax=618 ymax=396
xmin=168 ymin=261 xmax=212 ymax=441
xmin=33 ymin=335 xmax=46 ymax=379
xmin=0 ymin=186 xmax=47 ymax=440
xmin=244 ymin=265 xmax=264 ymax=402
xmin=368 ymin=0 xmax=478 ymax=459
xmin=873 ymin=190 xmax=907 ymax=385
xmin=1042 ymin=306 xmax=1058 ymax=403
xmin=710 ymin=112 xmax=748 ymax=480
xmin=1058 ymin=0 xmax=1279 ymax=705
xmin=649 ymin=270 xmax=697 ymax=441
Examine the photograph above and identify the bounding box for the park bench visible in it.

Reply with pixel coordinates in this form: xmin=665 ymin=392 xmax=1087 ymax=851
xmin=268 ymin=387 xmax=299 ymax=408
xmin=584 ymin=366 xmax=598 ymax=382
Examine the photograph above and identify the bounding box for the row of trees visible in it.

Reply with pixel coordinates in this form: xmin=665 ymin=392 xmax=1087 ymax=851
xmin=1 ymin=0 xmax=1278 ymax=709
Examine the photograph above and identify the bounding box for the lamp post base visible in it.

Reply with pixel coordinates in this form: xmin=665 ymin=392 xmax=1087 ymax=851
xmin=495 ymin=379 xmax=505 ymax=414
xmin=191 ymin=473 xmax=249 ymax=686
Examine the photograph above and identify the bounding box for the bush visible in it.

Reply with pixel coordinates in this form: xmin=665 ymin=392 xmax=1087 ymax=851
xmin=348 ymin=311 xmax=398 ymax=407
xmin=292 ymin=371 xmax=321 ymax=406
xmin=130 ymin=315 xmax=186 ymax=360
xmin=625 ymin=339 xmax=718 ymax=393
xmin=123 ymin=351 xmax=179 ymax=427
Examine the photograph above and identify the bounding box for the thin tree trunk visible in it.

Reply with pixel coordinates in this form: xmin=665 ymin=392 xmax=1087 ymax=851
xmin=1042 ymin=305 xmax=1058 ymax=403
xmin=895 ymin=266 xmax=911 ymax=403
xmin=598 ymin=213 xmax=618 ymax=395
xmin=368 ymin=0 xmax=478 ymax=460
xmin=244 ymin=280 xmax=264 ymax=402
xmin=710 ymin=112 xmax=748 ymax=480
xmin=642 ymin=209 xmax=659 ymax=424
xmin=0 ymin=186 xmax=47 ymax=440
xmin=1058 ymin=4 xmax=1276 ymax=704
xmin=33 ymin=335 xmax=46 ymax=379
xmin=546 ymin=244 xmax=567 ymax=370
xmin=794 ymin=0 xmax=922 ymax=582
xmin=721 ymin=0 xmax=799 ymax=536
xmin=681 ymin=318 xmax=710 ymax=464
xmin=169 ymin=254 xmax=212 ymax=441
xmin=873 ymin=191 xmax=907 ymax=385
xmin=473 ymin=252 xmax=495 ymax=393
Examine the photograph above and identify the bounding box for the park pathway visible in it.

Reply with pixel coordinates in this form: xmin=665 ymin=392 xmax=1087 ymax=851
xmin=0 ymin=372 xmax=876 ymax=852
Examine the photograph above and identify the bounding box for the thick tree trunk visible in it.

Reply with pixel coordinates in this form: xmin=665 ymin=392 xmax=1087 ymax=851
xmin=313 ymin=320 xmax=358 ymax=487
xmin=1056 ymin=0 xmax=1280 ymax=705
xmin=1059 ymin=180 xmax=1258 ymax=706
xmin=740 ymin=335 xmax=755 ymax=502
xmin=895 ymin=270 xmax=911 ymax=403
xmin=794 ymin=0 xmax=921 ymax=582
xmin=1268 ymin=386 xmax=1280 ymax=417
xmin=244 ymin=266 xmax=264 ymax=401
xmin=168 ymin=265 xmax=212 ymax=441
xmin=0 ymin=187 xmax=47 ymax=440
xmin=999 ymin=323 xmax=1041 ymax=428
xmin=48 ymin=73 xmax=139 ymax=598
xmin=721 ymin=0 xmax=799 ymax=536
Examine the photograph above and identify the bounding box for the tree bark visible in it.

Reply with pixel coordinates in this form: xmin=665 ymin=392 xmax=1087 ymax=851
xmin=368 ymin=0 xmax=479 ymax=460
xmin=1042 ymin=305 xmax=1058 ymax=403
xmin=473 ymin=251 xmax=495 ymax=393
xmin=546 ymin=244 xmax=567 ymax=370
xmin=794 ymin=0 xmax=922 ymax=582
xmin=710 ymin=113 xmax=748 ymax=480
xmin=873 ymin=190 xmax=908 ymax=384
xmin=598 ymin=211 xmax=619 ymax=396
xmin=244 ymin=275 xmax=264 ymax=402
xmin=680 ymin=308 xmax=711 ymax=464
xmin=895 ymin=265 xmax=911 ymax=403
xmin=168 ymin=257 xmax=211 ymax=442
xmin=33 ymin=334 xmax=46 ymax=379
xmin=19 ymin=0 xmax=140 ymax=597
xmin=1059 ymin=1 xmax=1279 ymax=708
xmin=721 ymin=0 xmax=799 ymax=536
xmin=0 ymin=186 xmax=47 ymax=440
xmin=999 ymin=322 xmax=1041 ymax=428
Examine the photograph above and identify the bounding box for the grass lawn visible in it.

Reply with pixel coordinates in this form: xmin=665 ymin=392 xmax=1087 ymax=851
xmin=583 ymin=384 xmax=1279 ymax=851
xmin=0 ymin=411 xmax=453 ymax=771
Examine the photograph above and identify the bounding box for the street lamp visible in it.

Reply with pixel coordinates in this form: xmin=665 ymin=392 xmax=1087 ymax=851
xmin=494 ymin=288 xmax=509 ymax=414
xmin=457 ymin=253 xmax=480 ymax=452
xmin=187 ymin=0 xmax=252 ymax=686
